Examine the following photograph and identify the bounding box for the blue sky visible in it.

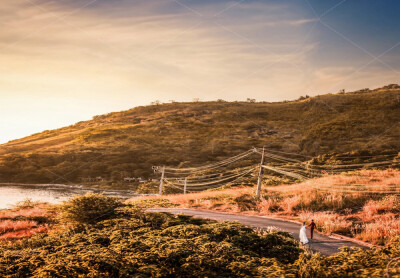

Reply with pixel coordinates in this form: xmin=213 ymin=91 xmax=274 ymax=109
xmin=0 ymin=0 xmax=399 ymax=143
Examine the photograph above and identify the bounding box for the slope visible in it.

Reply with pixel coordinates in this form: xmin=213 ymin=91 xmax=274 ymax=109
xmin=0 ymin=85 xmax=400 ymax=185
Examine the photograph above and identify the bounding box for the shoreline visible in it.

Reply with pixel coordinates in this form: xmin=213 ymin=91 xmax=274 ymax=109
xmin=0 ymin=183 xmax=158 ymax=206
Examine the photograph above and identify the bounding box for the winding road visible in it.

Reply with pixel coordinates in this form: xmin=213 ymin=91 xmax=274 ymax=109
xmin=148 ymin=208 xmax=369 ymax=256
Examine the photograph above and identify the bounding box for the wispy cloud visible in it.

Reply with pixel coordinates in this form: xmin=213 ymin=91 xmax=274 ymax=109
xmin=0 ymin=0 xmax=316 ymax=100
xmin=0 ymin=0 xmax=399 ymax=142
xmin=263 ymin=18 xmax=318 ymax=27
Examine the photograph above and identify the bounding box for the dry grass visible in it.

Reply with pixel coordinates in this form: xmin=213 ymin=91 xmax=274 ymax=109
xmin=0 ymin=220 xmax=37 ymax=233
xmin=267 ymin=169 xmax=400 ymax=193
xmin=0 ymin=207 xmax=48 ymax=219
xmin=298 ymin=211 xmax=353 ymax=234
xmin=130 ymin=169 xmax=400 ymax=245
xmin=354 ymin=214 xmax=400 ymax=245
xmin=0 ymin=226 xmax=49 ymax=239
xmin=361 ymin=196 xmax=400 ymax=219
xmin=0 ymin=202 xmax=53 ymax=240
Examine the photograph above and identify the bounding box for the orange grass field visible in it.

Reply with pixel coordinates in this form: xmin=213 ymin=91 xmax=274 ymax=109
xmin=129 ymin=169 xmax=400 ymax=245
xmin=0 ymin=202 xmax=52 ymax=240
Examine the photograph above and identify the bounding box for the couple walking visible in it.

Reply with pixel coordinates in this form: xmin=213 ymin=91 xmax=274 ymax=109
xmin=299 ymin=220 xmax=316 ymax=245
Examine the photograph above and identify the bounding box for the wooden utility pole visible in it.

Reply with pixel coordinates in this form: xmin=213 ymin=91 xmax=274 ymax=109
xmin=256 ymin=147 xmax=265 ymax=198
xmin=183 ymin=177 xmax=187 ymax=194
xmin=159 ymin=166 xmax=165 ymax=195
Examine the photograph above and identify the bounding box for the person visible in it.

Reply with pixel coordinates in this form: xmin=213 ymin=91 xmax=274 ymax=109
xmin=299 ymin=222 xmax=309 ymax=244
xmin=308 ymin=220 xmax=316 ymax=239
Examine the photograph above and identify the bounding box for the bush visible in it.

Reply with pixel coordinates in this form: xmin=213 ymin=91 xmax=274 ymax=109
xmin=1 ymin=200 xmax=400 ymax=277
xmin=0 ymin=205 xmax=302 ymax=277
xmin=59 ymin=193 xmax=123 ymax=224
xmin=296 ymin=238 xmax=400 ymax=277
xmin=13 ymin=199 xmax=41 ymax=210
xmin=129 ymin=198 xmax=178 ymax=208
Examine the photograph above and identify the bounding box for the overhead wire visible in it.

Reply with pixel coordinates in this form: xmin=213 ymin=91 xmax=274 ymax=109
xmin=156 ymin=146 xmax=399 ymax=193
xmin=260 ymin=148 xmax=313 ymax=158
xmin=164 ymin=163 xmax=256 ymax=178
xmin=165 ymin=166 xmax=256 ymax=188
xmin=163 ymin=149 xmax=255 ymax=172
xmin=185 ymin=168 xmax=256 ymax=192
xmin=167 ymin=166 xmax=256 ymax=183
xmin=261 ymin=165 xmax=306 ymax=180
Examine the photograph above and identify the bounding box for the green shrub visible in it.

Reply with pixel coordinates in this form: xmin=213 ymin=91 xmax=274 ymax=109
xmin=13 ymin=198 xmax=41 ymax=210
xmin=0 ymin=205 xmax=301 ymax=277
xmin=296 ymin=237 xmax=400 ymax=277
xmin=59 ymin=193 xmax=123 ymax=224
xmin=1 ymin=197 xmax=400 ymax=277
xmin=129 ymin=198 xmax=178 ymax=208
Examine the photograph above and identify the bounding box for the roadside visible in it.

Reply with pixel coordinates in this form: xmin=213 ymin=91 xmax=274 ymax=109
xmin=148 ymin=208 xmax=370 ymax=256
xmin=131 ymin=170 xmax=400 ymax=246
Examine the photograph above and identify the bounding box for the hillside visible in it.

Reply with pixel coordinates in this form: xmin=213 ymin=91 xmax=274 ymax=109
xmin=1 ymin=85 xmax=400 ymax=185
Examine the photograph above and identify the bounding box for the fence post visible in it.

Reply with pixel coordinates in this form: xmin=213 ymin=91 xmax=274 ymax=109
xmin=256 ymin=147 xmax=265 ymax=198
xmin=159 ymin=166 xmax=165 ymax=195
xmin=184 ymin=177 xmax=187 ymax=194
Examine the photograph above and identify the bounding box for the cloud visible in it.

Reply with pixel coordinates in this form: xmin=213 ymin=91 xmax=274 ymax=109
xmin=0 ymin=0 xmax=398 ymax=142
xmin=263 ymin=18 xmax=318 ymax=27
xmin=0 ymin=0 xmax=317 ymax=101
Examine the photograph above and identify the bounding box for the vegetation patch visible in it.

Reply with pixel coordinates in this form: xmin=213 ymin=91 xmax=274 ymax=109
xmin=1 ymin=87 xmax=399 ymax=187
xmin=0 ymin=200 xmax=53 ymax=240
xmin=129 ymin=198 xmax=179 ymax=208
xmin=132 ymin=170 xmax=400 ymax=245
xmin=0 ymin=194 xmax=399 ymax=277
xmin=0 ymin=194 xmax=302 ymax=277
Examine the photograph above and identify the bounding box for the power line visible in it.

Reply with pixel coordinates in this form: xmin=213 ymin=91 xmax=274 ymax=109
xmin=160 ymin=149 xmax=255 ymax=173
xmin=260 ymin=148 xmax=313 ymax=159
xmin=153 ymin=146 xmax=399 ymax=195
xmin=163 ymin=167 xmax=256 ymax=193
xmin=167 ymin=166 xmax=256 ymax=183
xmin=165 ymin=167 xmax=256 ymax=188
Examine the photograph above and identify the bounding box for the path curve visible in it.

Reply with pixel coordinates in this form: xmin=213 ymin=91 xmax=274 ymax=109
xmin=148 ymin=208 xmax=368 ymax=256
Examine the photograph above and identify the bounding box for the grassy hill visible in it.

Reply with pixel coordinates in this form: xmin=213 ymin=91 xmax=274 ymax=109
xmin=1 ymin=84 xmax=400 ymax=185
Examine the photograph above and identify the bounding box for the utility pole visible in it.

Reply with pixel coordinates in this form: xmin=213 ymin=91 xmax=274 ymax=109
xmin=183 ymin=177 xmax=187 ymax=194
xmin=159 ymin=166 xmax=165 ymax=195
xmin=256 ymin=146 xmax=265 ymax=199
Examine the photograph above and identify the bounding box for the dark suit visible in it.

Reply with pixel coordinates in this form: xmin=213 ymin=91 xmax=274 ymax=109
xmin=309 ymin=222 xmax=316 ymax=239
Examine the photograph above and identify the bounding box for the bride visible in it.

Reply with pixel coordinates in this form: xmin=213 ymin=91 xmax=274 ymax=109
xmin=299 ymin=222 xmax=309 ymax=244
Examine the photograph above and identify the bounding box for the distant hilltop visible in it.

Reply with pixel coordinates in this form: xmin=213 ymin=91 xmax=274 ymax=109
xmin=0 ymin=84 xmax=399 ymax=185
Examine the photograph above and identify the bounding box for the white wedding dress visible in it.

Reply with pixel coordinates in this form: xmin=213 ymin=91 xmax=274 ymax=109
xmin=299 ymin=225 xmax=309 ymax=244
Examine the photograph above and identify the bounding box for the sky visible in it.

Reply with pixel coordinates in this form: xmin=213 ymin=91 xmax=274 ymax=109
xmin=1 ymin=0 xmax=400 ymax=143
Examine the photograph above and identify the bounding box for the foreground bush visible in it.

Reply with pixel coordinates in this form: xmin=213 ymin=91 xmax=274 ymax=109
xmin=0 ymin=200 xmax=301 ymax=277
xmin=1 ymin=195 xmax=400 ymax=277
xmin=297 ymin=237 xmax=400 ymax=277
xmin=59 ymin=193 xmax=123 ymax=224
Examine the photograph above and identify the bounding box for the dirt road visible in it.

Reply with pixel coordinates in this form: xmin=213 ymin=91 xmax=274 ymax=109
xmin=148 ymin=208 xmax=368 ymax=256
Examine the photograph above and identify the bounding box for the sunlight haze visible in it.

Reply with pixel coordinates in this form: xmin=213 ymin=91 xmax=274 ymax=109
xmin=1 ymin=0 xmax=399 ymax=143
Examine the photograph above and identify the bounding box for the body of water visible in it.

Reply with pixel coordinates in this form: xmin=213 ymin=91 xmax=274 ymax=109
xmin=0 ymin=184 xmax=139 ymax=209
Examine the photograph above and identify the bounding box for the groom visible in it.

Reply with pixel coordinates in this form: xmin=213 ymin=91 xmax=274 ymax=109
xmin=308 ymin=220 xmax=316 ymax=239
